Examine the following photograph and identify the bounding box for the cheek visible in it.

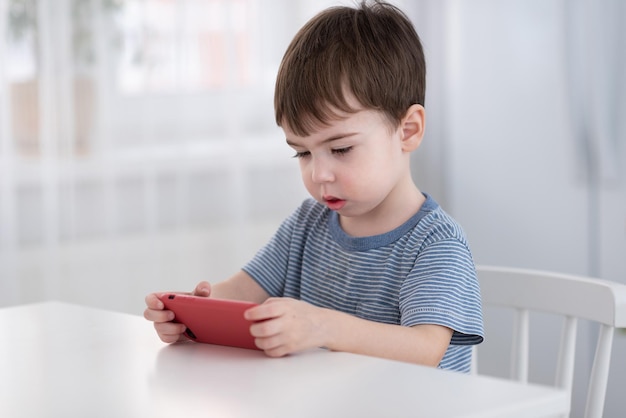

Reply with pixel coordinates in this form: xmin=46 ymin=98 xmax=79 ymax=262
xmin=299 ymin=163 xmax=316 ymax=189
xmin=354 ymin=156 xmax=401 ymax=192
xmin=339 ymin=165 xmax=373 ymax=194
xmin=354 ymin=150 xmax=392 ymax=179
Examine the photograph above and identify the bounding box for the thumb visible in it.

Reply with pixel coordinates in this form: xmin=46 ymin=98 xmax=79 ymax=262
xmin=193 ymin=281 xmax=212 ymax=297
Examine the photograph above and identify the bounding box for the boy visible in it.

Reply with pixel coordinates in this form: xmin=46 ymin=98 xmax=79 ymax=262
xmin=144 ymin=0 xmax=483 ymax=372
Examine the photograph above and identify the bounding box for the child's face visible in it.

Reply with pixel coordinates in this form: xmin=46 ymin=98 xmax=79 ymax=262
xmin=284 ymin=104 xmax=413 ymax=225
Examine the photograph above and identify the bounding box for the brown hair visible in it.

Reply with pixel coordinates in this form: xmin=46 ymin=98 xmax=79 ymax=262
xmin=274 ymin=1 xmax=426 ymax=136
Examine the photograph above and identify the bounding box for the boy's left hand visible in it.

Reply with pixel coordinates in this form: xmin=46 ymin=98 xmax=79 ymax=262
xmin=244 ymin=297 xmax=328 ymax=357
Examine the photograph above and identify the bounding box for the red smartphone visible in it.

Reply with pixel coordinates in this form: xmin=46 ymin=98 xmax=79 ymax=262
xmin=157 ymin=293 xmax=260 ymax=350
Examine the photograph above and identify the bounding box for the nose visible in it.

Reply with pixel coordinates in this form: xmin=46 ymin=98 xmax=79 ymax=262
xmin=310 ymin=156 xmax=334 ymax=184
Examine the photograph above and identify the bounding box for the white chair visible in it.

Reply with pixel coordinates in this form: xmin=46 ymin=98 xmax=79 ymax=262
xmin=474 ymin=265 xmax=626 ymax=418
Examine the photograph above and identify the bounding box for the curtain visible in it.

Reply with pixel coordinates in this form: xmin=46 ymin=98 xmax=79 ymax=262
xmin=565 ymin=0 xmax=626 ymax=279
xmin=0 ymin=0 xmax=323 ymax=313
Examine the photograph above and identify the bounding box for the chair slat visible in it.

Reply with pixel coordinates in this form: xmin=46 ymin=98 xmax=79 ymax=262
xmin=511 ymin=308 xmax=529 ymax=383
xmin=555 ymin=316 xmax=577 ymax=391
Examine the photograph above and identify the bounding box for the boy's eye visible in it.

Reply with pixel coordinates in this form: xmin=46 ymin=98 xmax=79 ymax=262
xmin=292 ymin=147 xmax=352 ymax=159
xmin=332 ymin=146 xmax=352 ymax=155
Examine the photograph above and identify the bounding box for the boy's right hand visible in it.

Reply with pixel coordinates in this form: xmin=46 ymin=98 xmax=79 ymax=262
xmin=143 ymin=281 xmax=212 ymax=343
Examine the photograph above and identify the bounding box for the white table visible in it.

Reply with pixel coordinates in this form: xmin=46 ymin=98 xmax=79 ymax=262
xmin=0 ymin=302 xmax=569 ymax=418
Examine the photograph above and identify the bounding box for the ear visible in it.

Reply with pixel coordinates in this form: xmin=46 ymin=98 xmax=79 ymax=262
xmin=399 ymin=104 xmax=425 ymax=152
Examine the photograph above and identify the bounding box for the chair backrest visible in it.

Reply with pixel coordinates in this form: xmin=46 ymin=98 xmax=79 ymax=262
xmin=474 ymin=265 xmax=626 ymax=418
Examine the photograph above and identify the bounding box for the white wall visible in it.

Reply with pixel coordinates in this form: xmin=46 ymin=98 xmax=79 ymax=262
xmin=410 ymin=1 xmax=625 ymax=417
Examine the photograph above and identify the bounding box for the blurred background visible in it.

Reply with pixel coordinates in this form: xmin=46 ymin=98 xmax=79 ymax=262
xmin=0 ymin=1 xmax=624 ymax=416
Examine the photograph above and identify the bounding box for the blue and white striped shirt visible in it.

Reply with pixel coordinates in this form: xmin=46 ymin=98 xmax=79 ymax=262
xmin=243 ymin=194 xmax=484 ymax=372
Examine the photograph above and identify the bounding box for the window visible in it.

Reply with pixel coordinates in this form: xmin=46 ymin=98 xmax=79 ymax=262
xmin=116 ymin=0 xmax=258 ymax=94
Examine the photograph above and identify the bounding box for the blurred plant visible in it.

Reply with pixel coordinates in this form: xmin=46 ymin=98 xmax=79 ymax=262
xmin=7 ymin=0 xmax=123 ymax=68
xmin=7 ymin=0 xmax=37 ymax=41
xmin=72 ymin=0 xmax=123 ymax=68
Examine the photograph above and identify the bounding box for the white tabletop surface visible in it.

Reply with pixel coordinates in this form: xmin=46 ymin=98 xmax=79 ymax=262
xmin=0 ymin=302 xmax=569 ymax=418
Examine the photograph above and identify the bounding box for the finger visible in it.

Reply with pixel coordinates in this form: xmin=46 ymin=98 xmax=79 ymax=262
xmin=145 ymin=293 xmax=164 ymax=310
xmin=249 ymin=317 xmax=281 ymax=338
xmin=244 ymin=300 xmax=284 ymax=321
xmin=192 ymin=281 xmax=212 ymax=297
xmin=254 ymin=333 xmax=283 ymax=351
xmin=264 ymin=346 xmax=290 ymax=358
xmin=154 ymin=322 xmax=187 ymax=343
xmin=257 ymin=339 xmax=291 ymax=357
xmin=144 ymin=307 xmax=175 ymax=323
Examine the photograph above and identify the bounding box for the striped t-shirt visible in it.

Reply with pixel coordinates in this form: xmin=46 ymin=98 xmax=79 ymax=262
xmin=243 ymin=194 xmax=484 ymax=372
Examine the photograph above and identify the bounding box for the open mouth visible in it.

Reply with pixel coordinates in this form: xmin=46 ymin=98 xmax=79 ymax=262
xmin=323 ymin=196 xmax=346 ymax=210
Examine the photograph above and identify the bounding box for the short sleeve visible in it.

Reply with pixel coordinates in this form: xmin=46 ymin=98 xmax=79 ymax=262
xmin=399 ymin=238 xmax=484 ymax=345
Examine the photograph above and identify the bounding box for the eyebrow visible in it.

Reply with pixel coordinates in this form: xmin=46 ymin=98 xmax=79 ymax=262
xmin=286 ymin=132 xmax=359 ymax=147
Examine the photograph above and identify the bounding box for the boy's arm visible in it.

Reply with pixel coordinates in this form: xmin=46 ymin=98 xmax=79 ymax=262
xmin=322 ymin=309 xmax=453 ymax=366
xmin=245 ymin=298 xmax=453 ymax=367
